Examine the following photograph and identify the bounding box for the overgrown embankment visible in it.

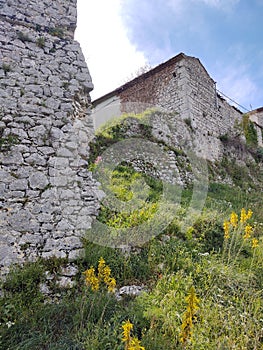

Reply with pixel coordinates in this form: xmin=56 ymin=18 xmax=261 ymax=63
xmin=1 ymin=110 xmax=263 ymax=349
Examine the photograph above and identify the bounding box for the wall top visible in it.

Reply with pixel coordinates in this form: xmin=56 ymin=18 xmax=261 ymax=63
xmin=92 ymin=52 xmax=214 ymax=107
xmin=0 ymin=0 xmax=77 ymax=38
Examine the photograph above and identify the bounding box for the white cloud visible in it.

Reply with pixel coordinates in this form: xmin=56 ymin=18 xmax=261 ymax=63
xmin=75 ymin=0 xmax=147 ymax=100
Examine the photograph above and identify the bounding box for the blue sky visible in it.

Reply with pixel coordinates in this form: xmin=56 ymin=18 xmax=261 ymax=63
xmin=76 ymin=0 xmax=263 ymax=111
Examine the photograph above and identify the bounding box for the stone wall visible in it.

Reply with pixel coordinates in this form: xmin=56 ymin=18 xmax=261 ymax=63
xmin=182 ymin=56 xmax=242 ymax=159
xmin=93 ymin=53 xmax=243 ymax=161
xmin=248 ymin=107 xmax=263 ymax=146
xmin=0 ymin=0 xmax=99 ymax=275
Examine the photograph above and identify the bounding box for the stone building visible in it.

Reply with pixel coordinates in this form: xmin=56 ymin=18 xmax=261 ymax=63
xmin=247 ymin=107 xmax=263 ymax=146
xmin=93 ymin=53 xmax=243 ymax=160
xmin=0 ymin=0 xmax=99 ymax=274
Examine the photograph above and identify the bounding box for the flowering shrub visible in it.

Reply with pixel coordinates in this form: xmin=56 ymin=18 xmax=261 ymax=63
xmin=136 ymin=210 xmax=262 ymax=349
xmin=83 ymin=257 xmax=116 ymax=293
xmin=180 ymin=286 xmax=200 ymax=345
xmin=122 ymin=320 xmax=145 ymax=350
xmin=223 ymin=208 xmax=260 ymax=263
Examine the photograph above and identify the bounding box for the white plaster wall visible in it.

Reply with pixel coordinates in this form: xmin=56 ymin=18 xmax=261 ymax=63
xmin=92 ymin=96 xmax=121 ymax=131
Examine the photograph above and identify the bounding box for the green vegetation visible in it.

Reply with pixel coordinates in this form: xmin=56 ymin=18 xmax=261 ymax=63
xmin=93 ymin=163 xmax=162 ymax=232
xmin=219 ymin=133 xmax=229 ymax=142
xmin=1 ymin=111 xmax=263 ymax=349
xmin=242 ymin=114 xmax=258 ymax=146
xmin=89 ymin=109 xmax=155 ymax=166
xmin=20 ymin=87 xmax=25 ymax=97
xmin=0 ymin=134 xmax=19 ymax=151
xmin=48 ymin=27 xmax=65 ymax=39
xmin=184 ymin=117 xmax=193 ymax=130
xmin=62 ymin=81 xmax=69 ymax=89
xmin=2 ymin=63 xmax=11 ymax=75
xmin=1 ymin=206 xmax=262 ymax=349
xmin=36 ymin=37 xmax=46 ymax=49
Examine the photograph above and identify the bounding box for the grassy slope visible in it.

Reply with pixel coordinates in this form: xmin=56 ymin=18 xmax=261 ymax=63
xmin=1 ymin=113 xmax=263 ymax=349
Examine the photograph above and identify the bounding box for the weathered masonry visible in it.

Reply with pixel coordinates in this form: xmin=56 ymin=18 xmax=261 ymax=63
xmin=93 ymin=53 xmax=243 ymax=160
xmin=247 ymin=107 xmax=263 ymax=147
xmin=0 ymin=0 xmax=99 ymax=275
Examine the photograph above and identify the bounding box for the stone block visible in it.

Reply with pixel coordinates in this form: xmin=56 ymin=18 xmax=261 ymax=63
xmin=68 ymin=249 xmax=84 ymax=261
xmin=29 ymin=172 xmax=49 ymax=189
xmin=9 ymin=179 xmax=28 ymax=191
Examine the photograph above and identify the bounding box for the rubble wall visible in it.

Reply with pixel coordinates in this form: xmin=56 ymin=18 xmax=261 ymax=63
xmin=0 ymin=0 xmax=99 ymax=274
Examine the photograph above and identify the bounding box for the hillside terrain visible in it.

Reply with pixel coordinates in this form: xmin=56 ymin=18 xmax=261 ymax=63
xmin=0 ymin=110 xmax=263 ymax=349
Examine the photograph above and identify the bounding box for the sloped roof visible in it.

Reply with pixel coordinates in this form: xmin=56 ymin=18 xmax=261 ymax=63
xmin=92 ymin=52 xmax=214 ymax=107
xmin=247 ymin=107 xmax=263 ymax=115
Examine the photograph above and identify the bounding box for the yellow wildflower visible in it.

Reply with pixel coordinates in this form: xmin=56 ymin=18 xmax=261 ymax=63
xmin=240 ymin=208 xmax=246 ymax=223
xmin=223 ymin=221 xmax=230 ymax=239
xmin=244 ymin=224 xmax=253 ymax=240
xmin=246 ymin=209 xmax=253 ymax=220
xmin=84 ymin=257 xmax=117 ymax=293
xmin=240 ymin=208 xmax=253 ymax=224
xmin=252 ymin=238 xmax=259 ymax=248
xmin=121 ymin=320 xmax=145 ymax=350
xmin=98 ymin=257 xmax=106 ymax=281
xmin=122 ymin=320 xmax=133 ymax=344
xmin=129 ymin=337 xmax=145 ymax=350
xmin=103 ymin=265 xmax=111 ymax=284
xmin=180 ymin=286 xmax=200 ymax=344
xmin=107 ymin=277 xmax=116 ymax=293
xmin=230 ymin=212 xmax=238 ymax=228
xmin=84 ymin=267 xmax=100 ymax=291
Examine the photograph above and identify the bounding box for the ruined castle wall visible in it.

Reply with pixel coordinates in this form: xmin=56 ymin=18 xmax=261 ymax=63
xmin=114 ymin=54 xmax=243 ymax=160
xmin=181 ymin=57 xmax=242 ymax=159
xmin=0 ymin=0 xmax=99 ymax=274
xmin=183 ymin=56 xmax=242 ymax=133
xmin=248 ymin=108 xmax=263 ymax=146
xmin=119 ymin=60 xmax=187 ymax=117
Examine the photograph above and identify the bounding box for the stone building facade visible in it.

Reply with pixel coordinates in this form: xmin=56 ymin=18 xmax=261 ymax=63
xmin=0 ymin=0 xmax=99 ymax=274
xmin=93 ymin=53 xmax=243 ymax=160
xmin=247 ymin=107 xmax=263 ymax=146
